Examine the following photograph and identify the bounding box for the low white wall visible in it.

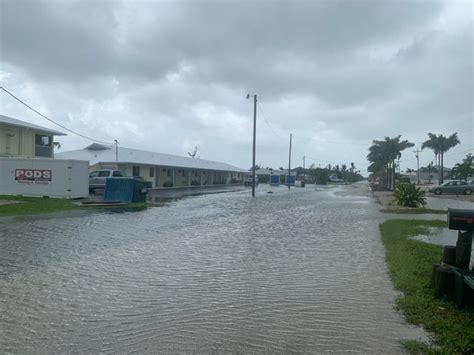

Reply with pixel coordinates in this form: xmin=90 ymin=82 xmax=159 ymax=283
xmin=0 ymin=157 xmax=89 ymax=198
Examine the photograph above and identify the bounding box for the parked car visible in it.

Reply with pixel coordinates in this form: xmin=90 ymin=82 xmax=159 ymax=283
xmin=89 ymin=169 xmax=123 ymax=193
xmin=243 ymin=174 xmax=258 ymax=186
xmin=429 ymin=180 xmax=473 ymax=195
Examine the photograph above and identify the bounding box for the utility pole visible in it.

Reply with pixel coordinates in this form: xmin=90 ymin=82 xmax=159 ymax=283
xmin=414 ymin=148 xmax=420 ymax=184
xmin=247 ymin=94 xmax=257 ymax=197
xmin=288 ymin=133 xmax=292 ymax=190
xmin=302 ymin=155 xmax=305 ymax=183
xmin=114 ymin=139 xmax=119 ymax=162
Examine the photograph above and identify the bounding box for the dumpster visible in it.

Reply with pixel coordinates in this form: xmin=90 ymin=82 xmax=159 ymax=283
xmin=104 ymin=177 xmax=151 ymax=203
xmin=270 ymin=174 xmax=280 ymax=186
xmin=286 ymin=175 xmax=296 ymax=186
xmin=132 ymin=179 xmax=152 ymax=203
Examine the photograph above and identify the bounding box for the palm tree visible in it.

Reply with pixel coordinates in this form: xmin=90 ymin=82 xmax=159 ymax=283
xmin=387 ymin=136 xmax=414 ymax=190
xmin=422 ymin=133 xmax=460 ymax=184
xmin=367 ymin=135 xmax=414 ymax=190
xmin=368 ymin=140 xmax=388 ymax=188
xmin=450 ymin=153 xmax=473 ymax=181
xmin=422 ymin=133 xmax=441 ymax=183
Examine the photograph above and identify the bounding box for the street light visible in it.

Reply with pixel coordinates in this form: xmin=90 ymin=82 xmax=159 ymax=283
xmin=247 ymin=94 xmax=257 ymax=197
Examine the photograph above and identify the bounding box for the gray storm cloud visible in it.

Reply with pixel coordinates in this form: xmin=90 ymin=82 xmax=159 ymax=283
xmin=0 ymin=0 xmax=472 ymax=171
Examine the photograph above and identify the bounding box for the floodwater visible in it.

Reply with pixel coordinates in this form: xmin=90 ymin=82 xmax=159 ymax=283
xmin=0 ymin=183 xmax=427 ymax=353
xmin=412 ymin=228 xmax=474 ymax=269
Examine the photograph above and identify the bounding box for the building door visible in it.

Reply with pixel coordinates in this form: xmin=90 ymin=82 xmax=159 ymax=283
xmin=132 ymin=166 xmax=140 ymax=177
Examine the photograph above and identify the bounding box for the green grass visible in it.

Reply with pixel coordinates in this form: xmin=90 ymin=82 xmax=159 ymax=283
xmin=81 ymin=202 xmax=148 ymax=211
xmin=380 ymin=208 xmax=447 ymax=214
xmin=0 ymin=195 xmax=78 ymax=216
xmin=380 ymin=219 xmax=474 ymax=354
xmin=0 ymin=195 xmax=149 ymax=216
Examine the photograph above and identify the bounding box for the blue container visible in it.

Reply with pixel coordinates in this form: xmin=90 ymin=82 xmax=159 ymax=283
xmin=286 ymin=175 xmax=296 ymax=186
xmin=104 ymin=178 xmax=135 ymax=202
xmin=270 ymin=175 xmax=280 ymax=186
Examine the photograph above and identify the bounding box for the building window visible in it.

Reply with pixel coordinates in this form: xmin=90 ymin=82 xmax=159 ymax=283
xmin=149 ymin=167 xmax=154 ymax=177
xmin=167 ymin=169 xmax=171 ymax=177
xmin=182 ymin=169 xmax=186 ymax=177
xmin=132 ymin=166 xmax=140 ymax=176
xmin=35 ymin=134 xmax=53 ymax=157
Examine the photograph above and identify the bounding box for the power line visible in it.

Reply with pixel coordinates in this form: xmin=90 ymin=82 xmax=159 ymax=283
xmin=257 ymin=103 xmax=285 ymax=140
xmin=1 ymin=86 xmax=113 ymax=145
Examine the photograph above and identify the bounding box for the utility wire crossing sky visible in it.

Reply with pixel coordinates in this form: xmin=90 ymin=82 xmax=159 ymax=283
xmin=0 ymin=0 xmax=472 ymax=171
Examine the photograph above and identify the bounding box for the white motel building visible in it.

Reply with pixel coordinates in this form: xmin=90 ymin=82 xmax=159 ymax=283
xmin=56 ymin=144 xmax=247 ymax=189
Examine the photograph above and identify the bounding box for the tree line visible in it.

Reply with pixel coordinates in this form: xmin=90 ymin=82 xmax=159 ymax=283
xmin=295 ymin=162 xmax=364 ymax=184
xmin=251 ymin=163 xmax=364 ymax=184
xmin=367 ymin=132 xmax=463 ymax=191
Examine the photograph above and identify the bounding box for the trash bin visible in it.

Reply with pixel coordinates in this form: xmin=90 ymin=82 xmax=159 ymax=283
xmin=132 ymin=179 xmax=152 ymax=203
xmin=104 ymin=177 xmax=151 ymax=203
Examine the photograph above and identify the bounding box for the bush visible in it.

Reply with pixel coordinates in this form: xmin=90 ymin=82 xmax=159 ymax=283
xmin=229 ymin=178 xmax=239 ymax=184
xmin=162 ymin=181 xmax=173 ymax=188
xmin=258 ymin=175 xmax=269 ymax=183
xmin=190 ymin=180 xmax=200 ymax=186
xmin=394 ymin=183 xmax=426 ymax=207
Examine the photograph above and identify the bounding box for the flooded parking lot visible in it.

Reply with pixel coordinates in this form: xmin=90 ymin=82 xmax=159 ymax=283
xmin=1 ymin=183 xmax=427 ymax=353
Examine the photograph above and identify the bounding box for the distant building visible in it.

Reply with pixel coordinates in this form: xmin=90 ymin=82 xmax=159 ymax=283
xmin=404 ymin=168 xmax=453 ymax=184
xmin=0 ymin=114 xmax=66 ymax=158
xmin=56 ymin=144 xmax=247 ymax=189
xmin=0 ymin=115 xmax=88 ymax=198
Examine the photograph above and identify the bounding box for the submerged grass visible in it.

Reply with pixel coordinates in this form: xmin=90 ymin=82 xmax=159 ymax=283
xmin=0 ymin=195 xmax=148 ymax=216
xmin=0 ymin=195 xmax=78 ymax=216
xmin=380 ymin=219 xmax=474 ymax=354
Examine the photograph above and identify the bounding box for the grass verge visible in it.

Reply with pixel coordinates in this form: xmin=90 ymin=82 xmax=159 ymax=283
xmin=0 ymin=195 xmax=78 ymax=216
xmin=380 ymin=208 xmax=447 ymax=214
xmin=380 ymin=219 xmax=474 ymax=354
xmin=0 ymin=195 xmax=148 ymax=217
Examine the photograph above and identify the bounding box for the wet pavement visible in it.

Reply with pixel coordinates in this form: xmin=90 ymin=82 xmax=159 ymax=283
xmin=1 ymin=183 xmax=429 ymax=353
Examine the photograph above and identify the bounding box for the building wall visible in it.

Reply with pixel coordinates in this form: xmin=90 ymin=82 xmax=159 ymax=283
xmin=190 ymin=169 xmax=200 ymax=185
xmin=0 ymin=125 xmax=40 ymax=158
xmin=174 ymin=168 xmax=188 ymax=187
xmin=89 ymin=162 xmax=243 ymax=189
xmin=157 ymin=167 xmax=172 ymax=187
xmin=202 ymin=170 xmax=210 ymax=185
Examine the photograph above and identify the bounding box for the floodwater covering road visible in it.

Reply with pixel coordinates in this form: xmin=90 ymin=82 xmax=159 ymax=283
xmin=0 ymin=183 xmax=427 ymax=353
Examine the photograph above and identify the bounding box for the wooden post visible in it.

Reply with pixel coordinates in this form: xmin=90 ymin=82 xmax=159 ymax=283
xmin=443 ymin=246 xmax=456 ymax=266
xmin=455 ymin=231 xmax=473 ymax=270
xmin=431 ymin=263 xmax=455 ymax=300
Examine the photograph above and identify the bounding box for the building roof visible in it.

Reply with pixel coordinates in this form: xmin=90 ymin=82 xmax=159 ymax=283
xmin=0 ymin=114 xmax=67 ymax=136
xmin=254 ymin=168 xmax=295 ymax=175
xmin=56 ymin=144 xmax=247 ymax=173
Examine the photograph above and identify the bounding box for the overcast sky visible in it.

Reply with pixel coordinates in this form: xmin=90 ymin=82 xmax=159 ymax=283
xmin=1 ymin=0 xmax=472 ymax=172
